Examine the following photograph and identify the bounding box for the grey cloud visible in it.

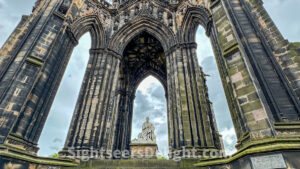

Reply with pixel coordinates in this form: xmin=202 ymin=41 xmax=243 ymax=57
xmin=49 ymin=146 xmax=59 ymax=151
xmin=148 ymin=84 xmax=166 ymax=103
xmin=53 ymin=138 xmax=63 ymax=143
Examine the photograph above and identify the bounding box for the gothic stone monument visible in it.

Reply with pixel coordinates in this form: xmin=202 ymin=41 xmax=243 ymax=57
xmin=130 ymin=117 xmax=158 ymax=159
xmin=0 ymin=0 xmax=300 ymax=168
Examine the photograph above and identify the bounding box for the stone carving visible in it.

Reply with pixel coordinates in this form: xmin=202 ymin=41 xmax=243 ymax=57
xmin=131 ymin=117 xmax=156 ymax=144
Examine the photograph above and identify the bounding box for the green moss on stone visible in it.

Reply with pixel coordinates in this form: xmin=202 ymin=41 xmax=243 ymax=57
xmin=248 ymin=119 xmax=269 ymax=131
xmin=241 ymin=100 xmax=262 ymax=112
xmin=247 ymin=92 xmax=258 ymax=101
xmin=244 ymin=112 xmax=255 ymax=121
xmin=236 ymin=85 xmax=255 ymax=97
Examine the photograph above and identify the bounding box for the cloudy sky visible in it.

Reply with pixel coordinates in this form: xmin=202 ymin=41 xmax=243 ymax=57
xmin=0 ymin=0 xmax=299 ymax=157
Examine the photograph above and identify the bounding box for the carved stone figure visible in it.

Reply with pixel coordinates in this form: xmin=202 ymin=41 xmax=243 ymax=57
xmin=132 ymin=117 xmax=156 ymax=144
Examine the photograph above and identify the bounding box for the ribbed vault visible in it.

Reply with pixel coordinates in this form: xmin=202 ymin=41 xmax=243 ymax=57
xmin=122 ymin=32 xmax=167 ymax=91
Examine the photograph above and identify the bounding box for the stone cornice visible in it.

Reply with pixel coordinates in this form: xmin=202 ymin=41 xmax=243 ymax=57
xmin=0 ymin=144 xmax=78 ymax=167
xmin=115 ymin=89 xmax=136 ymax=99
xmin=165 ymin=42 xmax=197 ymax=56
xmin=53 ymin=11 xmax=66 ymax=20
xmin=25 ymin=55 xmax=45 ymax=67
xmin=118 ymin=0 xmax=170 ymax=12
xmin=90 ymin=47 xmax=122 ymax=60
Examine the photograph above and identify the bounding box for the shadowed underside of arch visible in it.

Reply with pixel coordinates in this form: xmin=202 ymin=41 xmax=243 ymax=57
xmin=122 ymin=31 xmax=167 ymax=91
xmin=109 ymin=16 xmax=176 ymax=53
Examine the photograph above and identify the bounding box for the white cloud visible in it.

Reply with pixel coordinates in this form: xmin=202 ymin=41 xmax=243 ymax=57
xmin=196 ymin=28 xmax=214 ymax=63
xmin=220 ymin=127 xmax=237 ymax=155
xmin=0 ymin=0 xmax=6 ymax=7
xmin=154 ymin=117 xmax=165 ymax=124
xmin=137 ymin=76 xmax=161 ymax=95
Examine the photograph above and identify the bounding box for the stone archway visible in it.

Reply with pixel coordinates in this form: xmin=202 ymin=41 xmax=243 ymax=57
xmin=61 ymin=19 xmax=223 ymax=158
xmin=1 ymin=0 xmax=300 ymax=168
xmin=113 ymin=32 xmax=167 ymax=152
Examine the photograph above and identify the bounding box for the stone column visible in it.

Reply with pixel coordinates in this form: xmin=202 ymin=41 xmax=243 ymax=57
xmin=209 ymin=0 xmax=300 ymax=149
xmin=110 ymin=86 xmax=135 ymax=154
xmin=242 ymin=0 xmax=300 ymax=107
xmin=166 ymin=43 xmax=223 ymax=158
xmin=0 ymin=0 xmax=70 ymax=145
xmin=7 ymin=28 xmax=77 ymax=153
xmin=62 ymin=48 xmax=120 ymax=157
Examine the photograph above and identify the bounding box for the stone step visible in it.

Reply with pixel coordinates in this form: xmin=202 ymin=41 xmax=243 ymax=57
xmin=62 ymin=159 xmax=199 ymax=169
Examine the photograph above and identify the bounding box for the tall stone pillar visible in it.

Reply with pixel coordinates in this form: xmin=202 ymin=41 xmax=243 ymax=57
xmin=7 ymin=28 xmax=78 ymax=153
xmin=206 ymin=0 xmax=300 ymax=150
xmin=61 ymin=48 xmax=120 ymax=157
xmin=242 ymin=0 xmax=300 ymax=100
xmin=0 ymin=0 xmax=73 ymax=147
xmin=166 ymin=43 xmax=223 ymax=158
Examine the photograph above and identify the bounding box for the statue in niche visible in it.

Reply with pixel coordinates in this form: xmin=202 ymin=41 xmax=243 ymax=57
xmin=132 ymin=117 xmax=156 ymax=144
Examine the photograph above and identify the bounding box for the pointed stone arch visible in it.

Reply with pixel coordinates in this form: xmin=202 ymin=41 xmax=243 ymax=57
xmin=132 ymin=69 xmax=168 ymax=95
xmin=70 ymin=15 xmax=106 ymax=48
xmin=180 ymin=6 xmax=212 ymax=42
xmin=109 ymin=16 xmax=176 ymax=53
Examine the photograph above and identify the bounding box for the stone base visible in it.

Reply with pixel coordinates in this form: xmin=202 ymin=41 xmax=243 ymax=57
xmin=0 ymin=144 xmax=78 ymax=169
xmin=195 ymin=138 xmax=300 ymax=169
xmin=2 ymin=138 xmax=300 ymax=169
xmin=195 ymin=151 xmax=300 ymax=169
xmin=0 ymin=157 xmax=58 ymax=169
xmin=5 ymin=133 xmax=39 ymax=154
xmin=60 ymin=151 xmax=300 ymax=169
xmin=130 ymin=143 xmax=158 ymax=159
xmin=61 ymin=159 xmax=199 ymax=169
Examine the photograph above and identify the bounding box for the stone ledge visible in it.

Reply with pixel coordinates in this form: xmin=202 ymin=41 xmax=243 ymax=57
xmin=0 ymin=144 xmax=78 ymax=167
xmin=210 ymin=0 xmax=220 ymax=9
xmin=194 ymin=137 xmax=300 ymax=167
xmin=25 ymin=55 xmax=44 ymax=67
xmin=129 ymin=143 xmax=157 ymax=146
xmin=274 ymin=121 xmax=300 ymax=130
xmin=222 ymin=42 xmax=239 ymax=57
xmin=62 ymin=159 xmax=199 ymax=169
